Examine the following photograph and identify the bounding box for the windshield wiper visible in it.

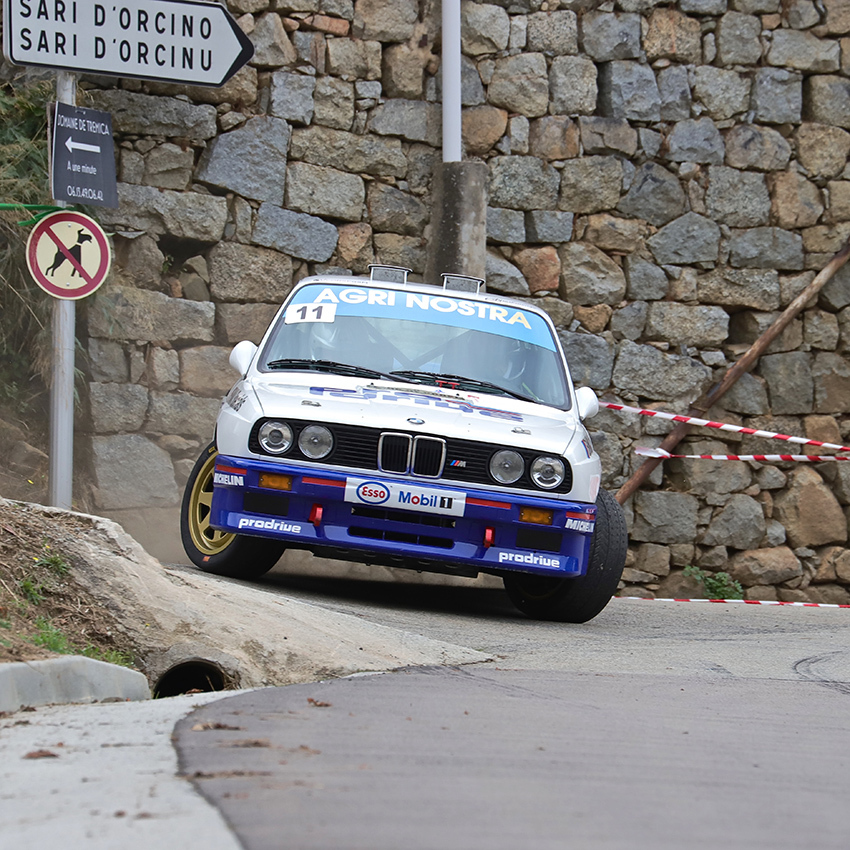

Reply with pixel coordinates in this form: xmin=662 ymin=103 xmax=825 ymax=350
xmin=266 ymin=358 xmax=413 ymax=382
xmin=389 ymin=371 xmax=535 ymax=403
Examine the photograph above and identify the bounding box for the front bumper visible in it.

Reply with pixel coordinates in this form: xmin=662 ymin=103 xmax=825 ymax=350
xmin=210 ymin=455 xmax=596 ymax=578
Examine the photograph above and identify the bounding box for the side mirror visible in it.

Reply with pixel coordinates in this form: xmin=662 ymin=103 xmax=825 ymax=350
xmin=230 ymin=340 xmax=258 ymax=376
xmin=575 ymin=386 xmax=599 ymax=421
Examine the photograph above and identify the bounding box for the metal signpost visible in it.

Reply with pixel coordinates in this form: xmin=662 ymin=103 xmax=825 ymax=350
xmin=49 ymin=71 xmax=78 ymax=510
xmin=44 ymin=99 xmax=117 ymax=506
xmin=28 ymin=209 xmax=111 ymax=507
xmin=2 ymin=0 xmax=254 ymax=508
xmin=2 ymin=0 xmax=254 ymax=86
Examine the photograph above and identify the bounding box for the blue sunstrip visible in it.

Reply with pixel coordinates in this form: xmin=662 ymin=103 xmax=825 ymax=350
xmin=288 ymin=283 xmax=557 ymax=350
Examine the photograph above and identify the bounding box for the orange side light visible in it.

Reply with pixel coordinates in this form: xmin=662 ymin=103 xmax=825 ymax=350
xmin=519 ymin=507 xmax=554 ymax=526
xmin=259 ymin=473 xmax=293 ymax=491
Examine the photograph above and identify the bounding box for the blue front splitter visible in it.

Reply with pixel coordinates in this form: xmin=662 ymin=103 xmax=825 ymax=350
xmin=209 ymin=455 xmax=596 ymax=578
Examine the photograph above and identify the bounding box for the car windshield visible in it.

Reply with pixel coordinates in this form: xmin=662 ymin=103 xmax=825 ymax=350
xmin=260 ymin=282 xmax=571 ymax=409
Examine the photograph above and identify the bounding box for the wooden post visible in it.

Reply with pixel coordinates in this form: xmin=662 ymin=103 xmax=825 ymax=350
xmin=615 ymin=240 xmax=850 ymax=505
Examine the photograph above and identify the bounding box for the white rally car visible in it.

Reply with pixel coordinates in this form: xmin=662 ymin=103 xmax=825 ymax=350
xmin=180 ymin=266 xmax=627 ymax=622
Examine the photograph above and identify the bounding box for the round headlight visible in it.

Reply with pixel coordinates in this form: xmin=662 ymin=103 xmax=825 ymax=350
xmin=530 ymin=456 xmax=565 ymax=490
xmin=489 ymin=450 xmax=524 ymax=485
xmin=298 ymin=425 xmax=334 ymax=459
xmin=258 ymin=420 xmax=293 ymax=455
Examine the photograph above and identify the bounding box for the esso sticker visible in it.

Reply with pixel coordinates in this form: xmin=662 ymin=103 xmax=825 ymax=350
xmin=355 ymin=481 xmax=390 ymax=504
xmin=344 ymin=477 xmax=467 ymax=516
xmin=284 ymin=303 xmax=337 ymax=324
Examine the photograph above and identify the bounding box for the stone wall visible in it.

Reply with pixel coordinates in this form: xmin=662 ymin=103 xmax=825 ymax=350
xmin=77 ymin=0 xmax=850 ymax=601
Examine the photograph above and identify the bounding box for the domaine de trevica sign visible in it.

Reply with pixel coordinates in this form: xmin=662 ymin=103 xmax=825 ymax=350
xmin=51 ymin=102 xmax=118 ymax=207
xmin=2 ymin=0 xmax=254 ymax=86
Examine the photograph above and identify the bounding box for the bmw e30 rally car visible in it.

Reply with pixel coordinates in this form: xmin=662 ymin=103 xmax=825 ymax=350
xmin=180 ymin=266 xmax=627 ymax=623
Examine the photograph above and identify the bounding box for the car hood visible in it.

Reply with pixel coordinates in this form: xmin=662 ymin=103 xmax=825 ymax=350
xmin=248 ymin=374 xmax=581 ymax=455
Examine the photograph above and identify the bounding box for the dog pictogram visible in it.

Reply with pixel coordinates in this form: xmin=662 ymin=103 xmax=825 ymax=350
xmin=44 ymin=228 xmax=93 ymax=277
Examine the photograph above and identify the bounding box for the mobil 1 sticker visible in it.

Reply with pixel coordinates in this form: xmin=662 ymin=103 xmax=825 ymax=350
xmin=344 ymin=477 xmax=466 ymax=517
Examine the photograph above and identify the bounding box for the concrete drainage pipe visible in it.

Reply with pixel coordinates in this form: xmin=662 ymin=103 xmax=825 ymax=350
xmin=153 ymin=657 xmax=233 ymax=698
xmin=147 ymin=644 xmax=243 ymax=698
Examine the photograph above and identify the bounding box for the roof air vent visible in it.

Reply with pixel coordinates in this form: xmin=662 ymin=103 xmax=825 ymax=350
xmin=369 ymin=265 xmax=411 ymax=284
xmin=442 ymin=273 xmax=484 ymax=293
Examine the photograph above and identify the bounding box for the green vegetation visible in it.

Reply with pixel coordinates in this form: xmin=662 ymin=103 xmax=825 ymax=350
xmin=0 ymin=79 xmax=54 ymax=424
xmin=33 ymin=542 xmax=70 ymax=576
xmin=18 ymin=576 xmax=44 ymax=605
xmin=84 ymin=645 xmax=135 ymax=667
xmin=14 ymin=543 xmax=70 ymax=606
xmin=1 ymin=506 xmax=140 ymax=668
xmin=31 ymin=616 xmax=71 ymax=652
xmin=683 ymin=565 xmax=745 ymax=600
xmin=0 ymin=81 xmax=52 ymax=205
xmin=30 ymin=616 xmax=135 ymax=666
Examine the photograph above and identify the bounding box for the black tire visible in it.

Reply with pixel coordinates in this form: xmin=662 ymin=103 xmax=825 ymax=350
xmin=180 ymin=442 xmax=285 ymax=579
xmin=503 ymin=489 xmax=628 ymax=623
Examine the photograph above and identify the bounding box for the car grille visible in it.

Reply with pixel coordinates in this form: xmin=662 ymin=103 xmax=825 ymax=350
xmin=378 ymin=433 xmax=446 ymax=477
xmin=249 ymin=418 xmax=573 ymax=494
xmin=379 ymin=433 xmax=411 ymax=473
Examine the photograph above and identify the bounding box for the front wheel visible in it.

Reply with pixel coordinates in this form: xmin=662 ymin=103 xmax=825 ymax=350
xmin=180 ymin=442 xmax=285 ymax=579
xmin=503 ymin=489 xmax=628 ymax=623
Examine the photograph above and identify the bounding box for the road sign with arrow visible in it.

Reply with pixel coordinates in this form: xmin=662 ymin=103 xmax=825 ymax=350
xmin=2 ymin=0 xmax=254 ymax=87
xmin=50 ymin=102 xmax=118 ymax=209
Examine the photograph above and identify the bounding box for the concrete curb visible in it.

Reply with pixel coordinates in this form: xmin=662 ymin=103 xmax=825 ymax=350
xmin=0 ymin=655 xmax=151 ymax=713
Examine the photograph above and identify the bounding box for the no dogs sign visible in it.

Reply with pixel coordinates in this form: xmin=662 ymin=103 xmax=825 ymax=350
xmin=26 ymin=210 xmax=111 ymax=300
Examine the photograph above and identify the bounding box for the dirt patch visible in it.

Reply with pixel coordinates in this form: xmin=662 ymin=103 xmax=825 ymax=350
xmin=0 ymin=393 xmax=124 ymax=666
xmin=0 ymin=500 xmax=137 ymax=667
xmin=0 ymin=416 xmax=49 ymax=507
xmin=0 ymin=497 xmax=491 ymax=692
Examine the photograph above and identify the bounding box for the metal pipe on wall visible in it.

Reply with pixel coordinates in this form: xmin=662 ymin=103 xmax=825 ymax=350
xmin=441 ymin=0 xmax=462 ymax=163
xmin=426 ymin=0 xmax=487 ymax=282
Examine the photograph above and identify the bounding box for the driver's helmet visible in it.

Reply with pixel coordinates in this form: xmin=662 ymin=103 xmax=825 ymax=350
xmin=499 ymin=338 xmax=527 ymax=382
xmin=461 ymin=335 xmax=527 ymax=388
xmin=308 ymin=321 xmax=342 ymax=359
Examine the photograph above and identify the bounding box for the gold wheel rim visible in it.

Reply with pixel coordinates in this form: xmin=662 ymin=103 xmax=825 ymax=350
xmin=188 ymin=451 xmax=236 ymax=556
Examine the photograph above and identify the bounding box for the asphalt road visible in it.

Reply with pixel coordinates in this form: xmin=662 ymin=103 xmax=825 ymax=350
xmin=171 ymin=570 xmax=850 ymax=850
xmin=4 ymin=568 xmax=850 ymax=849
xmin=257 ymin=569 xmax=850 ymax=682
xmin=176 ymin=665 xmax=850 ymax=850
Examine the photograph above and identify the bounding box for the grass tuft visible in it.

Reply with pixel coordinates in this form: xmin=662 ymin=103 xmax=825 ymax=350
xmin=33 ymin=542 xmax=70 ymax=576
xmin=18 ymin=576 xmax=44 ymax=605
xmin=683 ymin=565 xmax=745 ymax=600
xmin=29 ymin=616 xmax=135 ymax=667
xmin=31 ymin=616 xmax=71 ymax=652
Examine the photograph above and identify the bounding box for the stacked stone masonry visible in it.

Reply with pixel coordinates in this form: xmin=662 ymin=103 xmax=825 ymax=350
xmin=73 ymin=0 xmax=850 ymax=602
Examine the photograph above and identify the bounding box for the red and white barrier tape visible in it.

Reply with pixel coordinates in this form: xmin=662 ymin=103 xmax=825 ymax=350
xmin=635 ymin=447 xmax=850 ymax=463
xmin=601 ymin=401 xmax=850 ymax=457
xmin=618 ymin=596 xmax=850 ymax=609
